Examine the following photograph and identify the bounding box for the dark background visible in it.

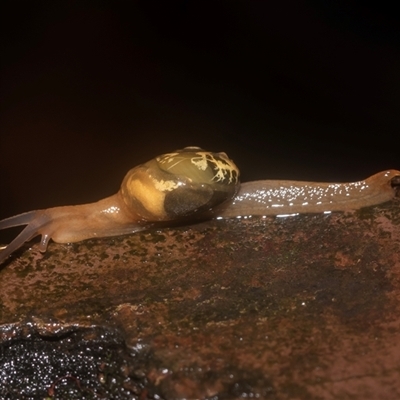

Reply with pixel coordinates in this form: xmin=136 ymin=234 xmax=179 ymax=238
xmin=1 ymin=1 xmax=399 ymax=243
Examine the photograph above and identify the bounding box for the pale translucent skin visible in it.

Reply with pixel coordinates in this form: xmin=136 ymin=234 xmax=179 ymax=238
xmin=0 ymin=192 xmax=145 ymax=264
xmin=216 ymin=170 xmax=400 ymax=218
xmin=0 ymin=146 xmax=399 ymax=265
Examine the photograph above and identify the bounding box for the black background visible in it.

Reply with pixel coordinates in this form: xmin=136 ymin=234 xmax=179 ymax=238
xmin=1 ymin=1 xmax=399 ymax=242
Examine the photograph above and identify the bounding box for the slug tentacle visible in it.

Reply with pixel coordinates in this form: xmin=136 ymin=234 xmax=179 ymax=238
xmin=0 ymin=211 xmax=40 ymax=230
xmin=0 ymin=211 xmax=51 ymax=264
xmin=0 ymin=199 xmax=147 ymax=264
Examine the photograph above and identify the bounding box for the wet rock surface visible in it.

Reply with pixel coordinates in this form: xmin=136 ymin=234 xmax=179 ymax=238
xmin=1 ymin=200 xmax=400 ymax=399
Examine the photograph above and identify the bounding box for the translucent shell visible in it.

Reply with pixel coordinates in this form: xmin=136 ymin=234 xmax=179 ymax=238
xmin=120 ymin=147 xmax=240 ymax=221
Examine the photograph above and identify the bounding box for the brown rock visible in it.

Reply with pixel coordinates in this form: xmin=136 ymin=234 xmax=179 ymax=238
xmin=1 ymin=199 xmax=399 ymax=399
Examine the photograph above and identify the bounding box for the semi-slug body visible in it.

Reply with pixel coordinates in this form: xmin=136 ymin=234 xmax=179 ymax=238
xmin=0 ymin=146 xmax=399 ymax=264
xmin=217 ymin=170 xmax=400 ymax=218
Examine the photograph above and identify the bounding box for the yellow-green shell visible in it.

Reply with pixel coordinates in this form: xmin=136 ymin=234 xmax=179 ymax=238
xmin=120 ymin=147 xmax=240 ymax=221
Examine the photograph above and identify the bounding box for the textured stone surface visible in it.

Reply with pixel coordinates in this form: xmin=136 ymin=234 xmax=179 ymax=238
xmin=1 ymin=199 xmax=400 ymax=399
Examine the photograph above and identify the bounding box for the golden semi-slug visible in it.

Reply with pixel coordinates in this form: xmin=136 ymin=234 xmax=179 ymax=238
xmin=0 ymin=146 xmax=399 ymax=264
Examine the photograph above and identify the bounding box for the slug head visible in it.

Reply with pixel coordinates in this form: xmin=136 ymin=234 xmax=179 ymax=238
xmin=120 ymin=147 xmax=240 ymax=221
